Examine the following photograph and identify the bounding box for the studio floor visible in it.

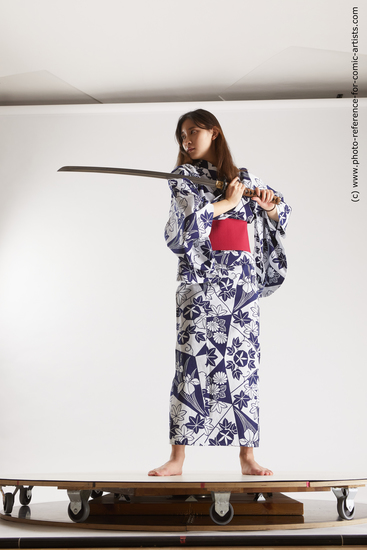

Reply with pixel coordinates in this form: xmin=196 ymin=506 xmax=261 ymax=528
xmin=1 ymin=518 xmax=367 ymax=549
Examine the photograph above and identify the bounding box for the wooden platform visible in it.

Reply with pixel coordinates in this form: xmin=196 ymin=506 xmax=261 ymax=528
xmin=1 ymin=471 xmax=366 ymax=531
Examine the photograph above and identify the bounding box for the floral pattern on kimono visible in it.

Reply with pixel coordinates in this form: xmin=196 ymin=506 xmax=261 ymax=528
xmin=164 ymin=159 xmax=291 ymax=446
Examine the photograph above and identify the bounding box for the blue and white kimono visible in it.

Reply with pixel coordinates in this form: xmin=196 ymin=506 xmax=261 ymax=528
xmin=164 ymin=159 xmax=291 ymax=446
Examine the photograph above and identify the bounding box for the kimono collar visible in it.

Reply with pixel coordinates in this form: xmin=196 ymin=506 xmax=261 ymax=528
xmin=196 ymin=159 xmax=217 ymax=170
xmin=196 ymin=159 xmax=218 ymax=180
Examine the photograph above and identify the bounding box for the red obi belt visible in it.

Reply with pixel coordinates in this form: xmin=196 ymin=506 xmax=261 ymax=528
xmin=209 ymin=219 xmax=251 ymax=252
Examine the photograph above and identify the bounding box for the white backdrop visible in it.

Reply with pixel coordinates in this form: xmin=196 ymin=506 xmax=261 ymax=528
xmin=0 ymin=99 xmax=366 ymax=502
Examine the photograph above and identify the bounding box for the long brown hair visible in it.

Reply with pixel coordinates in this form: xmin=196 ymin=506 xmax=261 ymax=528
xmin=175 ymin=109 xmax=239 ymax=181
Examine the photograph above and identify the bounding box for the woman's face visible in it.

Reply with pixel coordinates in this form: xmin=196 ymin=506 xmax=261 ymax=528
xmin=180 ymin=118 xmax=218 ymax=163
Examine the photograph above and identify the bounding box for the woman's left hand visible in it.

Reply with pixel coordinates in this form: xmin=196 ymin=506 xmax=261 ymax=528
xmin=252 ymin=187 xmax=275 ymax=210
xmin=252 ymin=187 xmax=279 ymax=221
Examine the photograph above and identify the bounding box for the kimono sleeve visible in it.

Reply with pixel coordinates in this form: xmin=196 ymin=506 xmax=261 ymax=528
xmin=164 ymin=165 xmax=216 ymax=275
xmin=246 ymin=173 xmax=292 ymax=298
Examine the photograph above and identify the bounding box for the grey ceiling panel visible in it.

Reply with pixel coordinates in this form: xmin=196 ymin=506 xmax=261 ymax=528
xmin=0 ymin=71 xmax=100 ymax=106
xmin=220 ymin=48 xmax=367 ymax=100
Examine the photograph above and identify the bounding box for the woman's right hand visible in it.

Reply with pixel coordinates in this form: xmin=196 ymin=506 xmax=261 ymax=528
xmin=224 ymin=176 xmax=244 ymax=209
xmin=212 ymin=175 xmax=244 ymax=218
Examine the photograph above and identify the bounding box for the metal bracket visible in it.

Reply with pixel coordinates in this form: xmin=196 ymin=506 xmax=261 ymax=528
xmin=211 ymin=491 xmax=231 ymax=517
xmin=253 ymin=492 xmax=266 ymax=502
xmin=114 ymin=493 xmax=131 ymax=502
xmin=109 ymin=487 xmax=135 ymax=497
xmin=23 ymin=487 xmax=33 ymax=500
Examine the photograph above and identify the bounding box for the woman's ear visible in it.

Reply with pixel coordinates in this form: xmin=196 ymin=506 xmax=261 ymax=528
xmin=212 ymin=126 xmax=219 ymax=140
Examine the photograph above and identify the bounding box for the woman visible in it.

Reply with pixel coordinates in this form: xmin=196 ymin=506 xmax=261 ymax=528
xmin=149 ymin=109 xmax=291 ymax=476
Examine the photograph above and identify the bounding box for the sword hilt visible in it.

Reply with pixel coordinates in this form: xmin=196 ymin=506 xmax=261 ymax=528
xmin=215 ymin=180 xmax=281 ymax=205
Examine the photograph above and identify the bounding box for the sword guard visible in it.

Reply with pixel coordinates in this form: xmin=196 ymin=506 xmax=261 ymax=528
xmin=215 ymin=179 xmax=227 ymax=194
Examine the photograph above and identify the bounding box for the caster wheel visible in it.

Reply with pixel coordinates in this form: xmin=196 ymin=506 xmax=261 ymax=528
xmin=19 ymin=487 xmax=32 ymax=506
xmin=4 ymin=493 xmax=14 ymax=514
xmin=91 ymin=490 xmax=103 ymax=499
xmin=67 ymin=500 xmax=90 ymax=523
xmin=209 ymin=502 xmax=234 ymax=525
xmin=337 ymin=496 xmax=355 ymax=520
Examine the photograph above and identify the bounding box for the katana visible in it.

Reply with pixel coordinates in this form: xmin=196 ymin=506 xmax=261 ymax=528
xmin=58 ymin=166 xmax=281 ymax=204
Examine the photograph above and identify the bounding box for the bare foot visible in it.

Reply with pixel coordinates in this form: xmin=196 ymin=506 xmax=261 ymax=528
xmin=148 ymin=459 xmax=183 ymax=477
xmin=148 ymin=445 xmax=185 ymax=476
xmin=239 ymin=448 xmax=273 ymax=476
xmin=240 ymin=457 xmax=273 ymax=476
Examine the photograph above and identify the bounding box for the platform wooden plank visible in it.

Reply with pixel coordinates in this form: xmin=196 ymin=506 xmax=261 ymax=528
xmin=132 ymin=485 xmax=330 ymax=496
xmin=1 ymin=471 xmax=367 ymax=485
xmin=309 ymin=479 xmax=367 ymax=488
xmin=89 ymin=492 xmax=304 ymax=517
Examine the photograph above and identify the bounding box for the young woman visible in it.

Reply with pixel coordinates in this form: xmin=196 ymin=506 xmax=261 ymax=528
xmin=149 ymin=109 xmax=291 ymax=477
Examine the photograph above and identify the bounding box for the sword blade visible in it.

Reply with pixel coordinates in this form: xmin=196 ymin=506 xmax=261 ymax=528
xmin=57 ymin=166 xmax=281 ymax=204
xmin=58 ymin=165 xmax=218 ymax=187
